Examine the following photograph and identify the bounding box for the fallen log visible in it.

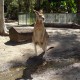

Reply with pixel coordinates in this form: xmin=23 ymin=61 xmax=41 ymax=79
xmin=9 ymin=27 xmax=33 ymax=42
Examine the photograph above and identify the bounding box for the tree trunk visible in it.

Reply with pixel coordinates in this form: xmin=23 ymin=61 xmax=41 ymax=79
xmin=75 ymin=0 xmax=80 ymax=13
xmin=25 ymin=0 xmax=30 ymax=12
xmin=0 ymin=0 xmax=8 ymax=36
xmin=75 ymin=0 xmax=80 ymax=25
xmin=35 ymin=0 xmax=41 ymax=10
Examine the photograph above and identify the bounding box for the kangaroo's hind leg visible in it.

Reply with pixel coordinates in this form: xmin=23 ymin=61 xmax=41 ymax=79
xmin=32 ymin=36 xmax=38 ymax=55
xmin=42 ymin=38 xmax=47 ymax=54
xmin=34 ymin=42 xmax=38 ymax=55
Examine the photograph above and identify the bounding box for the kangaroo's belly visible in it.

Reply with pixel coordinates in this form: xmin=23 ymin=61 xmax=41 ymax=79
xmin=34 ymin=30 xmax=43 ymax=42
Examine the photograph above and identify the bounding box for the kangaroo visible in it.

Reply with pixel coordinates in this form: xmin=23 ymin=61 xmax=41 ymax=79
xmin=32 ymin=10 xmax=48 ymax=55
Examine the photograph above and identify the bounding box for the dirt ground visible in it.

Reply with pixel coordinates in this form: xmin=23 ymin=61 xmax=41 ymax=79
xmin=0 ymin=24 xmax=80 ymax=80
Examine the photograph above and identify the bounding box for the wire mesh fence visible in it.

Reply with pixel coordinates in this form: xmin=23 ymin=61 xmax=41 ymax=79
xmin=18 ymin=13 xmax=80 ymax=26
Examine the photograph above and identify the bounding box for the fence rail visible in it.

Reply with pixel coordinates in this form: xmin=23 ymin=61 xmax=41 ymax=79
xmin=18 ymin=13 xmax=80 ymax=26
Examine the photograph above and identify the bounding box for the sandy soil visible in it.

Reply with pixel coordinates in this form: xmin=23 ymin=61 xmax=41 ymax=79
xmin=0 ymin=26 xmax=80 ymax=80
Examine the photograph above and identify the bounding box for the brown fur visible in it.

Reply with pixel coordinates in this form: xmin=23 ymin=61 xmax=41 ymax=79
xmin=32 ymin=10 xmax=48 ymax=55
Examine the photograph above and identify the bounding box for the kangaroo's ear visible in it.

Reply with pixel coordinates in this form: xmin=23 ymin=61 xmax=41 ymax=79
xmin=39 ymin=9 xmax=43 ymax=14
xmin=33 ymin=10 xmax=39 ymax=15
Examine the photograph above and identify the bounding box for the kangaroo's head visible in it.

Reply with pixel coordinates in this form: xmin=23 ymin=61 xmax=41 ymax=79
xmin=34 ymin=10 xmax=45 ymax=22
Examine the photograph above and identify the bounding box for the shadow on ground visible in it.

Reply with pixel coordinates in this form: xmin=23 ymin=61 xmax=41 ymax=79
xmin=4 ymin=40 xmax=31 ymax=46
xmin=15 ymin=52 xmax=45 ymax=80
xmin=47 ymin=31 xmax=80 ymax=61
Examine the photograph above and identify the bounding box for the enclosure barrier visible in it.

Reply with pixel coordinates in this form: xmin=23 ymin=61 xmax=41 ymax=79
xmin=18 ymin=13 xmax=80 ymax=26
xmin=18 ymin=12 xmax=35 ymax=25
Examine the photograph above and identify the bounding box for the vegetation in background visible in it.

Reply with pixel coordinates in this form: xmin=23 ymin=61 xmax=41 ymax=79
xmin=4 ymin=0 xmax=77 ymax=20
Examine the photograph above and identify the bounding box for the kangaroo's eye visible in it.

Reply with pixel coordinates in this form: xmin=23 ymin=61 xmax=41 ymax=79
xmin=42 ymin=17 xmax=44 ymax=20
xmin=39 ymin=15 xmax=41 ymax=17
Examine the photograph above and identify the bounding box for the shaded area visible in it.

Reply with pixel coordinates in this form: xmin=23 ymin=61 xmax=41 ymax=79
xmin=47 ymin=30 xmax=80 ymax=61
xmin=8 ymin=61 xmax=26 ymax=68
xmin=16 ymin=52 xmax=45 ymax=80
xmin=45 ymin=23 xmax=80 ymax=29
xmin=4 ymin=40 xmax=31 ymax=46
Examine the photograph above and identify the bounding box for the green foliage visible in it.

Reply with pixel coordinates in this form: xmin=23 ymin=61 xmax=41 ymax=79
xmin=4 ymin=0 xmax=77 ymax=20
xmin=47 ymin=0 xmax=77 ymax=13
xmin=66 ymin=0 xmax=77 ymax=13
xmin=5 ymin=0 xmax=18 ymax=19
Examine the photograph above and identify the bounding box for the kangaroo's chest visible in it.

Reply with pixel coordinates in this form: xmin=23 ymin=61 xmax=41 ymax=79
xmin=33 ymin=26 xmax=45 ymax=42
xmin=35 ymin=28 xmax=44 ymax=36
